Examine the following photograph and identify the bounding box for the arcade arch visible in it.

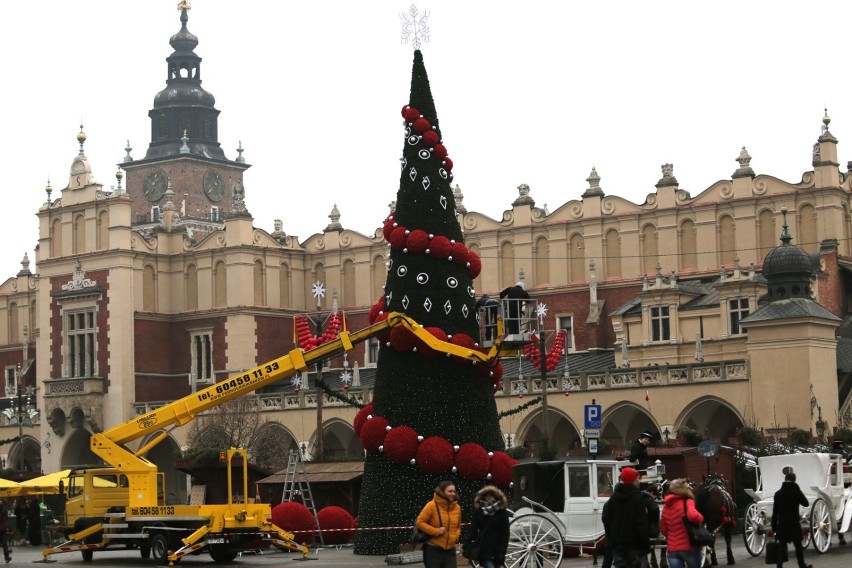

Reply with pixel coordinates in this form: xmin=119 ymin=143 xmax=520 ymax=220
xmin=60 ymin=427 xmax=100 ymax=468
xmin=6 ymin=435 xmax=41 ymax=473
xmin=674 ymin=397 xmax=744 ymax=443
xmin=600 ymin=402 xmax=658 ymax=449
xmin=142 ymin=431 xmax=186 ymax=505
xmin=310 ymin=419 xmax=362 ymax=461
xmin=515 ymin=408 xmax=581 ymax=457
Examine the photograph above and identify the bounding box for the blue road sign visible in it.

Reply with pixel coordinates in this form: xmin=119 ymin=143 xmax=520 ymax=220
xmin=698 ymin=440 xmax=720 ymax=458
xmin=584 ymin=404 xmax=602 ymax=429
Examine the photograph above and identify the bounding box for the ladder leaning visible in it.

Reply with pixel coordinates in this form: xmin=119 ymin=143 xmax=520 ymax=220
xmin=281 ymin=449 xmax=324 ymax=545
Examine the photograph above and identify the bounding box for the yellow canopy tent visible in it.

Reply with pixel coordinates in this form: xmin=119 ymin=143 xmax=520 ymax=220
xmin=16 ymin=469 xmax=72 ymax=496
xmin=0 ymin=478 xmax=22 ymax=497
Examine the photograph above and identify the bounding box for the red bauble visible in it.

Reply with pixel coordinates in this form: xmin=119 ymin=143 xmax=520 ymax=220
xmin=389 ymin=326 xmax=417 ymax=352
xmin=271 ymin=502 xmax=316 ymax=543
xmin=433 ymin=143 xmax=448 ymax=159
xmin=422 ymin=130 xmax=439 ymax=146
xmin=373 ymin=311 xmax=391 ymax=342
xmin=455 ymin=443 xmax=490 ymax=480
xmin=416 ymin=437 xmax=455 ymax=474
xmin=368 ymin=297 xmax=385 ymax=324
xmin=450 ymin=242 xmax=469 ymax=265
xmin=466 ymin=251 xmax=482 ymax=279
xmin=382 ymin=216 xmax=396 ymax=241
xmin=403 ymin=107 xmax=420 ymax=123
xmin=353 ymin=403 xmax=374 ymax=436
xmin=429 ymin=235 xmax=452 ymax=258
xmin=489 ymin=451 xmax=517 ymax=488
xmin=359 ymin=415 xmax=389 ymax=452
xmin=492 ymin=361 xmax=504 ymax=383
xmin=418 ymin=326 xmax=448 ymax=357
xmin=412 ymin=118 xmax=431 ymax=134
xmin=317 ymin=506 xmax=356 ymax=545
xmin=383 ymin=426 xmax=420 ymax=465
xmin=388 ymin=226 xmax=408 ymax=249
xmin=443 ymin=157 xmax=454 ymax=171
xmin=407 ymin=229 xmax=430 ymax=253
xmin=449 ymin=333 xmax=476 ymax=364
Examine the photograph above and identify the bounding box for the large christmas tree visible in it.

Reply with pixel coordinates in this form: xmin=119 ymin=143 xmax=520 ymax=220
xmin=354 ymin=50 xmax=514 ymax=555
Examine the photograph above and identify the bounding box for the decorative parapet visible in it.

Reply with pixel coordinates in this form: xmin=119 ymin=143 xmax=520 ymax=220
xmin=43 ymin=377 xmax=105 ymax=397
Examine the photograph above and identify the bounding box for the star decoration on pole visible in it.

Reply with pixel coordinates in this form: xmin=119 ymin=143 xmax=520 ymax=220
xmin=291 ymin=373 xmax=303 ymax=393
xmin=311 ymin=281 xmax=326 ymax=308
xmin=535 ymin=302 xmax=548 ymax=324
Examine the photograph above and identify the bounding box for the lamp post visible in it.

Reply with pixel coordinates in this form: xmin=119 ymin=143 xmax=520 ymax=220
xmin=3 ymin=364 xmax=38 ymax=472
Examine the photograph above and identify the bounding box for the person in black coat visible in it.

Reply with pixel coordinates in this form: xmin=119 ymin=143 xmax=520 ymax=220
xmin=629 ymin=432 xmax=653 ymax=472
xmin=26 ymin=498 xmax=41 ymax=546
xmin=462 ymin=486 xmax=510 ymax=568
xmin=499 ymin=282 xmax=530 ymax=334
xmin=602 ymin=468 xmax=650 ymax=568
xmin=475 ymin=294 xmax=500 ymax=341
xmin=771 ymin=472 xmax=810 ymax=568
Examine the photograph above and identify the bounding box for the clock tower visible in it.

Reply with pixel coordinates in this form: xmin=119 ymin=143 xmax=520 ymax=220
xmin=122 ymin=2 xmax=249 ymax=229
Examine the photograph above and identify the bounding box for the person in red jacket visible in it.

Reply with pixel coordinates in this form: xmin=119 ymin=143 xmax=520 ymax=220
xmin=659 ymin=479 xmax=705 ymax=568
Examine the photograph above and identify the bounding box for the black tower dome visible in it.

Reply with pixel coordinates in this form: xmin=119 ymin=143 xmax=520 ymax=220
xmin=762 ymin=207 xmax=816 ymax=301
xmin=144 ymin=3 xmax=225 ymax=161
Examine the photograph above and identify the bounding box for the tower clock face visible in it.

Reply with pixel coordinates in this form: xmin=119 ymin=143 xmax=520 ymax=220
xmin=143 ymin=167 xmax=167 ymax=201
xmin=204 ymin=168 xmax=225 ymax=202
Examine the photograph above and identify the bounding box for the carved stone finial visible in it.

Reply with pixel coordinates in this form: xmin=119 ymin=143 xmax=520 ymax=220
xmin=18 ymin=253 xmax=31 ymax=277
xmin=656 ymin=163 xmax=678 ymax=188
xmin=583 ymin=166 xmax=604 ymax=198
xmin=733 ymin=146 xmax=755 ymax=179
xmin=512 ymin=183 xmax=535 ymax=207
xmin=324 ymin=203 xmax=343 ymax=232
xmin=229 ymin=180 xmax=250 ymax=218
xmin=123 ymin=139 xmax=133 ymax=163
xmin=235 ymin=140 xmax=245 ymax=164
xmin=453 ymin=184 xmax=467 ymax=214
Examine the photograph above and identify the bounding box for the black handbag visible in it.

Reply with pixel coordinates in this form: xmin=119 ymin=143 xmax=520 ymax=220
xmin=412 ymin=501 xmax=443 ymax=544
xmin=765 ymin=539 xmax=788 ymax=564
xmin=682 ymin=500 xmax=715 ymax=547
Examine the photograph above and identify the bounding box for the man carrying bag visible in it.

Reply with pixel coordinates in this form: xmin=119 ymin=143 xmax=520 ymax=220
xmin=771 ymin=472 xmax=811 ymax=568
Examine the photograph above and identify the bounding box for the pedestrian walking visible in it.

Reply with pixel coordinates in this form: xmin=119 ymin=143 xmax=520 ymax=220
xmin=602 ymin=467 xmax=650 ymax=568
xmin=659 ymin=478 xmax=704 ymax=568
xmin=0 ymin=499 xmax=11 ymax=562
xmin=416 ymin=481 xmax=462 ymax=568
xmin=771 ymin=472 xmax=811 ymax=568
xmin=462 ymin=485 xmax=509 ymax=568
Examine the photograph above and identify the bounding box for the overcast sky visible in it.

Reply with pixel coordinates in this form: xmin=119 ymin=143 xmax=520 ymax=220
xmin=2 ymin=1 xmax=850 ymax=278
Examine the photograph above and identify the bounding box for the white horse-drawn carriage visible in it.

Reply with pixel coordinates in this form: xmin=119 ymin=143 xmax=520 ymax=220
xmin=743 ymin=453 xmax=852 ymax=557
xmin=505 ymin=457 xmax=666 ymax=568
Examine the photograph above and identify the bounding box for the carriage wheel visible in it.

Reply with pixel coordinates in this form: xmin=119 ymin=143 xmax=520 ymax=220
xmin=506 ymin=514 xmax=564 ymax=568
xmin=810 ymin=498 xmax=832 ymax=553
xmin=743 ymin=503 xmax=766 ymax=556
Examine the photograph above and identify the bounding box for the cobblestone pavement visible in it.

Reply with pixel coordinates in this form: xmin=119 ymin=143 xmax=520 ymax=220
xmin=4 ymin=537 xmax=852 ymax=566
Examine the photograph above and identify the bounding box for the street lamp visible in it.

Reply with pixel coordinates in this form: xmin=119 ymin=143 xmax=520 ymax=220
xmin=815 ymin=406 xmax=827 ymax=442
xmin=2 ymin=364 xmax=39 ymax=472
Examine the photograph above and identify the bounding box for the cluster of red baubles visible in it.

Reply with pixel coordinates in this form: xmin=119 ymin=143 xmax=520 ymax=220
xmin=271 ymin=502 xmax=356 ymax=545
xmin=294 ymin=312 xmax=343 ymax=351
xmin=401 ymin=104 xmax=454 ymax=174
xmin=523 ymin=329 xmax=568 ymax=372
xmin=382 ymin=215 xmax=482 ymax=280
xmin=354 ymin=402 xmax=516 ymax=487
xmin=368 ymin=297 xmax=504 ymax=393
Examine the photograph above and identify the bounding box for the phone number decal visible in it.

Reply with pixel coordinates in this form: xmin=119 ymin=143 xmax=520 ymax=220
xmin=131 ymin=506 xmax=175 ymax=516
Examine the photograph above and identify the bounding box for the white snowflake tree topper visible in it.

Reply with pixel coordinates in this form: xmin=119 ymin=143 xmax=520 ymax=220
xmin=400 ymin=4 xmax=430 ymax=49
xmin=536 ymin=302 xmax=548 ymax=323
xmin=311 ymin=280 xmax=325 ymax=308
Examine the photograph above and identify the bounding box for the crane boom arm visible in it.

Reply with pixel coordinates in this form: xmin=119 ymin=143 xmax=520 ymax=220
xmin=98 ymin=311 xmax=500 ymax=449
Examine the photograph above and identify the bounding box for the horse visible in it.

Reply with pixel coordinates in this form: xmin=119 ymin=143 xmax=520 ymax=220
xmin=694 ymin=473 xmax=737 ymax=566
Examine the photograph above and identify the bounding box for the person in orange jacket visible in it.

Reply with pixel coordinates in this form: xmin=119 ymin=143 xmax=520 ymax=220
xmin=416 ymin=480 xmax=462 ymax=568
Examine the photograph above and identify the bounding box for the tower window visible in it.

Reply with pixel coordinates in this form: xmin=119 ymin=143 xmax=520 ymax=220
xmin=211 ymin=206 xmax=220 ymax=222
xmin=203 ymin=116 xmax=213 ymax=139
xmin=650 ymin=306 xmax=670 ymax=342
xmin=180 ymin=115 xmax=191 ymax=138
xmin=151 ymin=206 xmax=161 ymax=223
xmin=157 ymin=115 xmax=168 ymax=139
xmin=729 ymin=298 xmax=750 ymax=335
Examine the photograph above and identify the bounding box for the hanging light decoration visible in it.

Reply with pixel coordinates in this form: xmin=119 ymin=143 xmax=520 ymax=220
xmin=340 ymin=353 xmax=353 ymax=390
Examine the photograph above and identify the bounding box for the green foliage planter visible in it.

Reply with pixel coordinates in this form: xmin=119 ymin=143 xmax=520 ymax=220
xmin=677 ymin=427 xmax=702 ymax=447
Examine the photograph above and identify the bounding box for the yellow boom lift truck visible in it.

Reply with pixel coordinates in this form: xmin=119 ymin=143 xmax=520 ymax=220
xmin=44 ymin=308 xmax=522 ymax=564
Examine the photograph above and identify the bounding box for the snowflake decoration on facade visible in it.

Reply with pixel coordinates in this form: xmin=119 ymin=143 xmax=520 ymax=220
xmin=291 ymin=373 xmax=303 ymax=392
xmin=340 ymin=369 xmax=353 ymax=389
xmin=515 ymin=382 xmax=528 ymax=396
xmin=311 ymin=281 xmax=326 ymax=300
xmin=535 ymin=302 xmax=548 ymax=319
xmin=562 ymin=377 xmax=573 ymax=391
xmin=400 ymin=4 xmax=430 ymax=49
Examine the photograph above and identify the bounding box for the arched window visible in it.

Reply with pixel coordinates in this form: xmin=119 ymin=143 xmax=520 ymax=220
xmin=279 ymin=262 xmax=291 ymax=308
xmin=569 ymin=234 xmax=585 ymax=282
xmin=680 ymin=219 xmax=697 ymax=270
xmin=799 ymin=204 xmax=817 ymax=253
xmin=605 ymin=229 xmax=621 ymax=278
xmin=143 ymin=265 xmax=157 ymax=312
xmin=534 ymin=236 xmax=550 ymax=286
xmin=641 ymin=223 xmax=658 ymax=275
xmin=253 ymin=260 xmax=266 ymax=306
xmin=8 ymin=302 xmax=18 ymax=344
xmin=203 ymin=116 xmax=214 ymax=140
xmin=342 ymin=259 xmax=356 ymax=307
xmin=180 ymin=114 xmax=192 ymax=138
xmin=157 ymin=115 xmax=168 ymax=139
xmin=213 ymin=260 xmax=227 ymax=308
xmin=718 ymin=215 xmax=735 ymax=265
xmin=757 ymin=209 xmax=776 ymax=260
xmin=50 ymin=218 xmax=63 ymax=258
xmin=72 ymin=213 xmax=85 ymax=254
xmin=97 ymin=210 xmax=109 ymax=251
xmin=500 ymin=242 xmax=515 ymax=289
xmin=186 ymin=264 xmax=198 ymax=311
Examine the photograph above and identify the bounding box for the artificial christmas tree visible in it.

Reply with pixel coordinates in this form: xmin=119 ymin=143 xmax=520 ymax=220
xmin=354 ymin=50 xmax=514 ymax=555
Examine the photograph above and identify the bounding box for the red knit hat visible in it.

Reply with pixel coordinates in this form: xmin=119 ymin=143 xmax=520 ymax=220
xmin=620 ymin=467 xmax=639 ymax=484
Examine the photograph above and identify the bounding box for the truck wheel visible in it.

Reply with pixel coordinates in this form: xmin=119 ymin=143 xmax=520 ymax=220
xmin=139 ymin=541 xmax=151 ymax=559
xmin=209 ymin=544 xmax=238 ymax=562
xmin=150 ymin=533 xmax=169 ymax=565
xmin=81 ymin=549 xmax=94 ymax=562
